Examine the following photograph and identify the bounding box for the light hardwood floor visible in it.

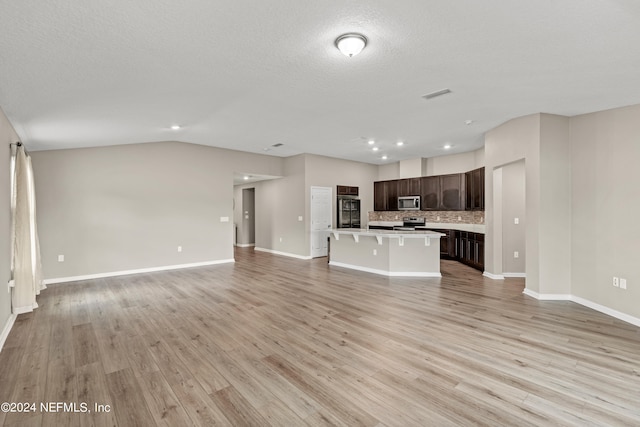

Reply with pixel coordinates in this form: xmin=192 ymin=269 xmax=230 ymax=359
xmin=1 ymin=247 xmax=639 ymax=426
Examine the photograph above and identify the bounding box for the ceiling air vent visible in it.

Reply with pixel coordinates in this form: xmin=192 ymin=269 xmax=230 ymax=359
xmin=422 ymin=88 xmax=451 ymax=100
xmin=272 ymin=143 xmax=284 ymax=147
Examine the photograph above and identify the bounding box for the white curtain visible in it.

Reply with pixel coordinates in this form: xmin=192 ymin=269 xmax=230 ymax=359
xmin=10 ymin=144 xmax=45 ymax=314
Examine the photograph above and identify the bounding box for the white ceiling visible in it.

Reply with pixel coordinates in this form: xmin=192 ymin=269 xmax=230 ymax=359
xmin=1 ymin=1 xmax=640 ymax=164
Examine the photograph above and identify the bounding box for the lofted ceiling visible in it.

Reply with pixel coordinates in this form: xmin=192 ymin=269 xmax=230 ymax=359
xmin=1 ymin=1 xmax=640 ymax=165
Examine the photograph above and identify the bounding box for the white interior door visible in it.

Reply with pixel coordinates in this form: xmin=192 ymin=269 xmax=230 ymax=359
xmin=310 ymin=186 xmax=332 ymax=258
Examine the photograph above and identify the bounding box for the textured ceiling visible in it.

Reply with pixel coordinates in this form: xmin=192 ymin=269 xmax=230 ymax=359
xmin=1 ymin=1 xmax=640 ymax=164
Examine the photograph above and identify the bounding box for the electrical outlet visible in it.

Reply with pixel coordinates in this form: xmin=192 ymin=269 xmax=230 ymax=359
xmin=620 ymin=278 xmax=627 ymax=290
xmin=514 ymin=251 xmax=519 ymax=259
xmin=58 ymin=255 xmax=64 ymax=262
xmin=613 ymin=277 xmax=619 ymax=287
xmin=298 ymin=216 xmax=303 ymax=221
xmin=373 ymin=249 xmax=377 ymax=256
xmin=436 ymin=216 xmax=440 ymax=221
xmin=514 ymin=217 xmax=519 ymax=225
xmin=177 ymin=246 xmax=182 ymax=253
xmin=458 ymin=216 xmax=462 ymax=221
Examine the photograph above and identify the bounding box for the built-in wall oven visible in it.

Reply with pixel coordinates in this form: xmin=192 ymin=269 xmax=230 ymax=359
xmin=398 ymin=196 xmax=420 ymax=210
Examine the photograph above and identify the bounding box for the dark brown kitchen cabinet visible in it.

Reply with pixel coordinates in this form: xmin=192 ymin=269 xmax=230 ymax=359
xmin=373 ymin=181 xmax=388 ymax=211
xmin=455 ymin=231 xmax=484 ymax=271
xmin=420 ymin=176 xmax=440 ymax=210
xmin=440 ymin=173 xmax=465 ymax=210
xmin=430 ymin=229 xmax=456 ymax=259
xmin=386 ymin=180 xmax=399 ymax=211
xmin=337 ymin=185 xmax=359 ymax=196
xmin=373 ymin=180 xmax=399 ymax=211
xmin=421 ymin=174 xmax=465 ymax=211
xmin=465 ymin=167 xmax=485 ymax=210
xmin=397 ymin=178 xmax=421 ymax=197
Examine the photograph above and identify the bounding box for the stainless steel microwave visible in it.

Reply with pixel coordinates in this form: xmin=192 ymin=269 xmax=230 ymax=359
xmin=398 ymin=196 xmax=420 ymax=210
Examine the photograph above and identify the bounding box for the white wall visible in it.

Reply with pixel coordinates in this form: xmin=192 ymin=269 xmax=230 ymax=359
xmin=0 ymin=108 xmax=19 ymax=344
xmin=485 ymin=114 xmax=540 ymax=287
xmin=254 ymin=155 xmax=306 ymax=257
xmin=501 ymin=160 xmax=526 ymax=274
xmin=423 ymin=148 xmax=485 ymax=176
xmin=31 ymin=141 xmax=284 ymax=279
xmin=571 ymin=104 xmax=640 ymax=319
xmin=304 ymin=153 xmax=378 ymax=232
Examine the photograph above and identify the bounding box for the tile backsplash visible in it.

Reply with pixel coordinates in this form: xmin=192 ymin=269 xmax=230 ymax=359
xmin=369 ymin=210 xmax=484 ymax=224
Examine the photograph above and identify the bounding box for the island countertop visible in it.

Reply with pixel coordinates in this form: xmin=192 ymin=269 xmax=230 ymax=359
xmin=330 ymin=228 xmax=445 ymax=238
xmin=328 ymin=228 xmax=443 ymax=277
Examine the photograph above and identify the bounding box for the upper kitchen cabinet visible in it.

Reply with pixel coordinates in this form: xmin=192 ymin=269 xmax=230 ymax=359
xmin=421 ymin=174 xmax=465 ymax=211
xmin=397 ymin=178 xmax=421 ymax=197
xmin=440 ymin=173 xmax=465 ymax=211
xmin=420 ymin=176 xmax=440 ymax=210
xmin=373 ymin=181 xmax=388 ymax=211
xmin=386 ymin=179 xmax=399 ymax=211
xmin=337 ymin=185 xmax=359 ymax=196
xmin=465 ymin=167 xmax=485 ymax=210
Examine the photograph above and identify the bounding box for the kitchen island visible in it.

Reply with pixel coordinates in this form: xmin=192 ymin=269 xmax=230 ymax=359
xmin=329 ymin=229 xmax=445 ymax=277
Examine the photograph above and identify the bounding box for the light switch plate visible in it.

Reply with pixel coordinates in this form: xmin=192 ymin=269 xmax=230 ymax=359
xmin=220 ymin=216 xmax=230 ymax=222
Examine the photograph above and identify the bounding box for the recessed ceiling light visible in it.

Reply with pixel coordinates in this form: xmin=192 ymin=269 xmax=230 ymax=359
xmin=368 ymin=140 xmax=375 ymax=145
xmin=381 ymin=155 xmax=388 ymax=160
xmin=335 ymin=33 xmax=367 ymax=57
xmin=396 ymin=141 xmax=404 ymax=146
xmin=443 ymin=144 xmax=452 ymax=150
xmin=465 ymin=120 xmax=474 ymax=125
xmin=372 ymin=147 xmax=379 ymax=152
xmin=170 ymin=125 xmax=181 ymax=130
xmin=244 ymin=176 xmax=250 ymax=180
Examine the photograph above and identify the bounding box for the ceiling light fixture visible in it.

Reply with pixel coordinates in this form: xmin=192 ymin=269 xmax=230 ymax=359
xmin=465 ymin=120 xmax=474 ymax=125
xmin=422 ymin=88 xmax=451 ymax=100
xmin=170 ymin=125 xmax=181 ymax=130
xmin=372 ymin=147 xmax=379 ymax=152
xmin=368 ymin=140 xmax=375 ymax=145
xmin=335 ymin=33 xmax=367 ymax=57
xmin=244 ymin=175 xmax=250 ymax=180
xmin=396 ymin=141 xmax=404 ymax=146
xmin=443 ymin=144 xmax=452 ymax=150
xmin=382 ymin=155 xmax=388 ymax=160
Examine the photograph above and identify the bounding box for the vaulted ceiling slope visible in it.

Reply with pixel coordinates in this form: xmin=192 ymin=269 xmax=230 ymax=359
xmin=1 ymin=1 xmax=640 ymax=164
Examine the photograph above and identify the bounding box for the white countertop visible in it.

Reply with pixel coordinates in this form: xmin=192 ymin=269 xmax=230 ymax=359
xmin=331 ymin=228 xmax=445 ymax=238
xmin=368 ymin=221 xmax=485 ymax=234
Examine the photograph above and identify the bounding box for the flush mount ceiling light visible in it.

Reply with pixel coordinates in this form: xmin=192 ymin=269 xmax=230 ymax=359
xmin=335 ymin=33 xmax=367 ymax=57
xmin=372 ymin=146 xmax=379 ymax=152
xmin=443 ymin=144 xmax=452 ymax=150
xmin=396 ymin=141 xmax=404 ymax=146
xmin=368 ymin=139 xmax=375 ymax=145
xmin=381 ymin=155 xmax=388 ymax=160
xmin=170 ymin=125 xmax=181 ymax=130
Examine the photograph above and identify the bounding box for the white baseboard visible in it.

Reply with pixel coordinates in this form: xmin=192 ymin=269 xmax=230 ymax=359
xmin=483 ymin=272 xmax=505 ymax=280
xmin=523 ymin=289 xmax=640 ymax=327
xmin=503 ymin=272 xmax=526 ymax=278
xmin=522 ymin=289 xmax=571 ymax=300
xmin=0 ymin=313 xmax=17 ymax=353
xmin=235 ymin=243 xmax=255 ymax=248
xmin=329 ymin=261 xmax=441 ymax=278
xmin=43 ymin=259 xmax=235 ymax=285
xmin=254 ymin=247 xmax=312 ymax=260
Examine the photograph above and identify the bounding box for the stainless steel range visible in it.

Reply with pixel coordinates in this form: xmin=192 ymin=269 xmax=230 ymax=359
xmin=393 ymin=217 xmax=425 ymax=231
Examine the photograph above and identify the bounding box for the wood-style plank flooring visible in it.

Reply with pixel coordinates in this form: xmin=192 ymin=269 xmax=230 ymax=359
xmin=1 ymin=247 xmax=639 ymax=426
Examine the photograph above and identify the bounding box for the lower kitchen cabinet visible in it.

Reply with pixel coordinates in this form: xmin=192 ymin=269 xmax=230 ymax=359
xmin=454 ymin=231 xmax=485 ymax=271
xmin=430 ymin=229 xmax=456 ymax=259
